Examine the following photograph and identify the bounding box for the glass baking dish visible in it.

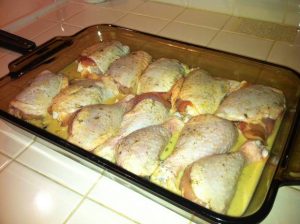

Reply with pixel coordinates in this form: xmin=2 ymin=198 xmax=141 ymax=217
xmin=0 ymin=24 xmax=299 ymax=223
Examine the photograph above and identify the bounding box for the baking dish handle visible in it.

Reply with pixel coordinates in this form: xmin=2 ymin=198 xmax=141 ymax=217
xmin=0 ymin=29 xmax=73 ymax=78
xmin=278 ymin=115 xmax=300 ymax=186
xmin=0 ymin=29 xmax=36 ymax=54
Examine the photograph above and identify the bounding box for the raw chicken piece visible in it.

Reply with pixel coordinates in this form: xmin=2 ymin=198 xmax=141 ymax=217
xmin=107 ymin=51 xmax=152 ymax=93
xmin=137 ymin=58 xmax=188 ymax=94
xmin=115 ymin=117 xmax=184 ymax=177
xmin=117 ymin=93 xmax=170 ymax=137
xmin=77 ymin=41 xmax=130 ymax=79
xmin=94 ymin=93 xmax=171 ymax=162
xmin=50 ymin=77 xmax=119 ymax=125
xmin=176 ymin=69 xmax=242 ymax=116
xmin=9 ymin=70 xmax=68 ymax=119
xmin=151 ymin=114 xmax=238 ymax=193
xmin=180 ymin=140 xmax=268 ymax=214
xmin=215 ymin=84 xmax=286 ymax=141
xmin=68 ymin=96 xmax=134 ymax=151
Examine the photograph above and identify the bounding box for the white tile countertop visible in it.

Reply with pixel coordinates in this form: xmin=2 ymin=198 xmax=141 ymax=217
xmin=0 ymin=0 xmax=300 ymax=223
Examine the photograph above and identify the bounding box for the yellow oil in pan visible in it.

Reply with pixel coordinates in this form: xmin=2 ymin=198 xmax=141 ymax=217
xmin=60 ymin=61 xmax=81 ymax=81
xmin=28 ymin=114 xmax=68 ymax=139
xmin=25 ymin=61 xmax=284 ymax=217
xmin=160 ymin=130 xmax=181 ymax=161
xmin=157 ymin=116 xmax=283 ymax=217
xmin=227 ymin=117 xmax=282 ymax=216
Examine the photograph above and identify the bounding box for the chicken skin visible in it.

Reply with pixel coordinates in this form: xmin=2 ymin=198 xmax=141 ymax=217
xmin=107 ymin=51 xmax=152 ymax=93
xmin=94 ymin=93 xmax=171 ymax=162
xmin=137 ymin=58 xmax=188 ymax=94
xmin=151 ymin=114 xmax=238 ymax=193
xmin=50 ymin=77 xmax=119 ymax=125
xmin=180 ymin=140 xmax=268 ymax=214
xmin=67 ymin=97 xmax=133 ymax=151
xmin=78 ymin=41 xmax=130 ymax=79
xmin=215 ymin=84 xmax=286 ymax=141
xmin=9 ymin=70 xmax=68 ymax=119
xmin=176 ymin=69 xmax=241 ymax=116
xmin=115 ymin=117 xmax=184 ymax=177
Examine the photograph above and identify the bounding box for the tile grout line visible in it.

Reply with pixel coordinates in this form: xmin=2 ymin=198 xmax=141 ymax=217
xmin=124 ymin=0 xmax=189 ymax=25
xmin=12 ymin=141 xmax=35 ymax=160
xmin=1 ymin=136 xmax=140 ymax=224
xmin=103 ymin=0 xmax=144 ymax=25
xmin=207 ymin=15 xmax=233 ymax=47
xmin=86 ymin=194 xmax=140 ymax=224
xmin=118 ymin=11 xmax=171 ymax=25
xmin=9 ymin=158 xmax=95 ymax=197
xmin=113 ymin=11 xmax=131 ymax=24
xmin=62 ymin=174 xmax=104 ymax=224
xmin=157 ymin=6 xmax=188 ymax=35
xmin=0 ymin=151 xmax=13 ymax=171
xmin=43 ymin=2 xmax=131 ymax=28
xmin=3 ymin=0 xmax=67 ymax=32
xmin=47 ymin=0 xmax=138 ymax=24
xmin=0 ymin=135 xmax=35 ymax=174
xmin=84 ymin=170 xmax=141 ymax=223
xmin=164 ymin=19 xmax=223 ymax=32
xmin=0 ymin=130 xmax=36 ymax=172
xmin=0 ymin=151 xmax=10 ymax=158
xmin=88 ymin=171 xmax=190 ymax=224
xmin=38 ymin=7 xmax=85 ymax=26
xmin=60 ymin=21 xmax=84 ymax=29
xmin=63 ymin=173 xmax=140 ymax=224
xmin=0 ymin=157 xmax=15 ymax=173
xmin=265 ymin=40 xmax=277 ymax=62
xmin=58 ymin=21 xmax=84 ymax=30
xmin=25 ymin=22 xmax=59 ymax=41
xmin=113 ymin=5 xmax=185 ymax=33
xmin=128 ymin=0 xmax=150 ymax=12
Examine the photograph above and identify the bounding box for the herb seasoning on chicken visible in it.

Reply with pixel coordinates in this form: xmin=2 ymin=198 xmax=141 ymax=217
xmin=151 ymin=114 xmax=238 ymax=193
xmin=9 ymin=70 xmax=68 ymax=119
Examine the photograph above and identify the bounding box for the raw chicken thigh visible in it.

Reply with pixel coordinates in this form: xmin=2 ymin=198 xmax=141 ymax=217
xmin=117 ymin=93 xmax=170 ymax=137
xmin=137 ymin=58 xmax=188 ymax=94
xmin=176 ymin=69 xmax=241 ymax=116
xmin=9 ymin=70 xmax=68 ymax=119
xmin=216 ymin=84 xmax=286 ymax=141
xmin=68 ymin=97 xmax=133 ymax=151
xmin=94 ymin=93 xmax=171 ymax=162
xmin=50 ymin=77 xmax=119 ymax=125
xmin=115 ymin=117 xmax=184 ymax=177
xmin=107 ymin=51 xmax=152 ymax=93
xmin=151 ymin=114 xmax=238 ymax=193
xmin=180 ymin=140 xmax=268 ymax=214
xmin=78 ymin=41 xmax=130 ymax=79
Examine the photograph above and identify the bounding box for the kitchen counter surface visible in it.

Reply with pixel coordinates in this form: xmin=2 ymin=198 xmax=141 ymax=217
xmin=0 ymin=1 xmax=299 ymax=223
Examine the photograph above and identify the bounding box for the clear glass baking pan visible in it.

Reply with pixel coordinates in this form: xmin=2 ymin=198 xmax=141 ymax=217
xmin=0 ymin=24 xmax=299 ymax=223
